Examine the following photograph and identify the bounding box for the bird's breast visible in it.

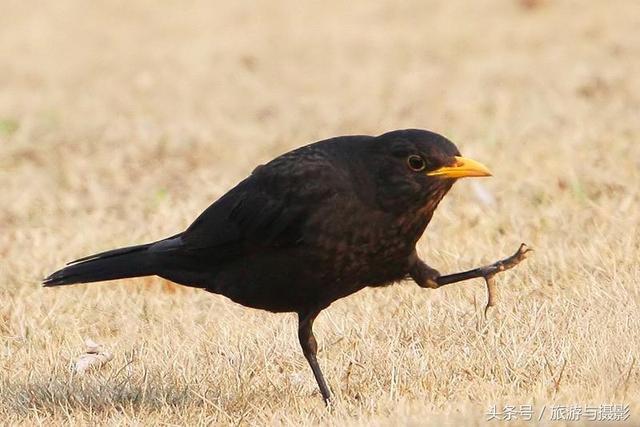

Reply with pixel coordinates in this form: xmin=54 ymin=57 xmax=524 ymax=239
xmin=304 ymin=206 xmax=430 ymax=286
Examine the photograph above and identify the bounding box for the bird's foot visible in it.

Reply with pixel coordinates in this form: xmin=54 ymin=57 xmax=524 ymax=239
xmin=476 ymin=243 xmax=533 ymax=315
xmin=433 ymin=243 xmax=532 ymax=312
xmin=476 ymin=243 xmax=533 ymax=279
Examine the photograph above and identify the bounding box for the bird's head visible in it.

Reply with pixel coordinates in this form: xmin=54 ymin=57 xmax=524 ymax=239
xmin=368 ymin=129 xmax=491 ymax=213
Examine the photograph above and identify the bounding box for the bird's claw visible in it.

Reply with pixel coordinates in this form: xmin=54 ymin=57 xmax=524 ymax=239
xmin=481 ymin=243 xmax=532 ymax=315
xmin=479 ymin=243 xmax=532 ymax=279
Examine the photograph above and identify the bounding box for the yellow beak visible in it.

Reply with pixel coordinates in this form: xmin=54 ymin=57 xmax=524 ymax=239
xmin=426 ymin=156 xmax=492 ymax=179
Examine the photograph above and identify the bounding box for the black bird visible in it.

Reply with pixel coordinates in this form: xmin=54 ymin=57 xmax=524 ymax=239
xmin=44 ymin=129 xmax=528 ymax=403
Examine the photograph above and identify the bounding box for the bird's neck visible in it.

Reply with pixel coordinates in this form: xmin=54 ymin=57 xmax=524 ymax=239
xmin=407 ymin=181 xmax=455 ymax=243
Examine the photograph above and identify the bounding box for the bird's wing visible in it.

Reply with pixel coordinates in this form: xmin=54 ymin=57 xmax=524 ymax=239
xmin=180 ymin=147 xmax=343 ymax=251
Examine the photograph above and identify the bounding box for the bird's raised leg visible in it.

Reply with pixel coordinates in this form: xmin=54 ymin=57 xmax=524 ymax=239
xmin=410 ymin=244 xmax=531 ymax=313
xmin=410 ymin=243 xmax=531 ymax=289
xmin=298 ymin=309 xmax=331 ymax=404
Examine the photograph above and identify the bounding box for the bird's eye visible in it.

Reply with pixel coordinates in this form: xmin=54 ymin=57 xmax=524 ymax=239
xmin=407 ymin=155 xmax=426 ymax=172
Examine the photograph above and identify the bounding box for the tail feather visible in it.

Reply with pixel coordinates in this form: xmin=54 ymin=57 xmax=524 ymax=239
xmin=43 ymin=243 xmax=154 ymax=287
xmin=66 ymin=242 xmax=152 ymax=265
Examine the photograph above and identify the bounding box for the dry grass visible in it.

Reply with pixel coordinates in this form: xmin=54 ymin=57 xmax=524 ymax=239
xmin=1 ymin=0 xmax=639 ymax=425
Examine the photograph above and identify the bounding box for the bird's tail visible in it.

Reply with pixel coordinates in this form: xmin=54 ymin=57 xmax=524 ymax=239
xmin=43 ymin=243 xmax=155 ymax=287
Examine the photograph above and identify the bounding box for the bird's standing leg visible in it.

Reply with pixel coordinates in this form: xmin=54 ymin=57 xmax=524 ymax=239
xmin=410 ymin=243 xmax=531 ymax=288
xmin=298 ymin=309 xmax=331 ymax=404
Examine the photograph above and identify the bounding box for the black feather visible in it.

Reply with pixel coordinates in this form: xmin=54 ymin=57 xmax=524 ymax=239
xmin=43 ymin=243 xmax=154 ymax=286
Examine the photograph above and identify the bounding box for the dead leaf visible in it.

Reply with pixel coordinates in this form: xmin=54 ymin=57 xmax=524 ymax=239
xmin=73 ymin=338 xmax=113 ymax=375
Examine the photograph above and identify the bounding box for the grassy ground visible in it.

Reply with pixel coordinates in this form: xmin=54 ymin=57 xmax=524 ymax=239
xmin=1 ymin=0 xmax=639 ymax=425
